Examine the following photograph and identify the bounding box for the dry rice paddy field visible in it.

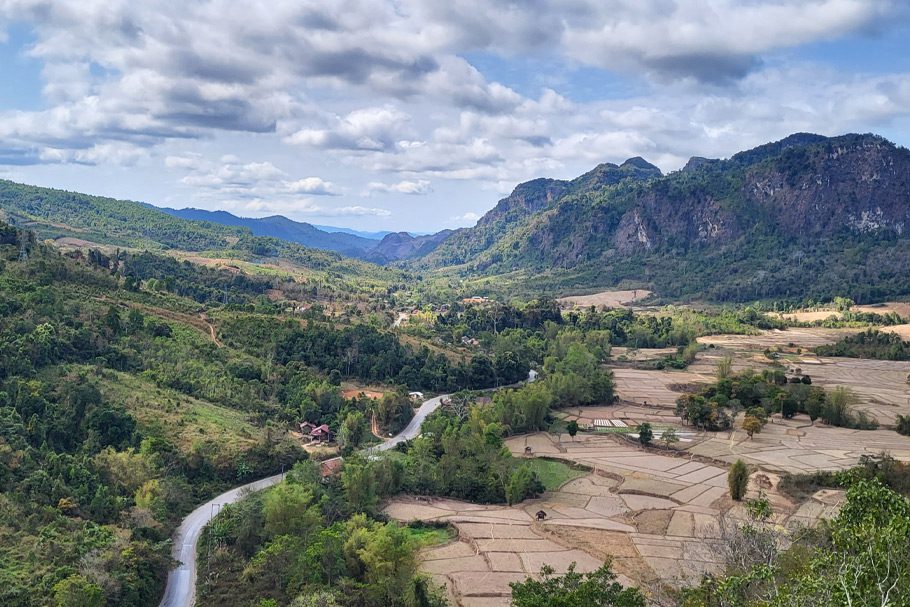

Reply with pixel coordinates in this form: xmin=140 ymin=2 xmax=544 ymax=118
xmin=387 ymin=322 xmax=910 ymax=606
xmin=693 ymin=329 xmax=910 ymax=426
xmin=385 ymin=431 xmax=847 ymax=606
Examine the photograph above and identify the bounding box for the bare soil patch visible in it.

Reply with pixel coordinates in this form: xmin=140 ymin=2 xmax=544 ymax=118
xmin=558 ymin=289 xmax=653 ymax=309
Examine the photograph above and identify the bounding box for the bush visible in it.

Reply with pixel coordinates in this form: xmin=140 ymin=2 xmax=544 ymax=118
xmin=637 ymin=422 xmax=653 ymax=446
xmin=729 ymin=459 xmax=749 ymax=501
xmin=897 ymin=415 xmax=910 ymax=437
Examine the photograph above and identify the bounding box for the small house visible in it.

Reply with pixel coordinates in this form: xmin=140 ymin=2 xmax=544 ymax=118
xmin=527 ymin=369 xmax=539 ymax=382
xmin=310 ymin=424 xmax=333 ymax=443
xmin=408 ymin=391 xmax=425 ymax=401
xmin=299 ymin=421 xmax=333 ymax=443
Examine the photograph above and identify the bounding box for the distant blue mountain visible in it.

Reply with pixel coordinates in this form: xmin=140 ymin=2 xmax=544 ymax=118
xmin=158 ymin=207 xmax=377 ymax=257
xmin=312 ymin=225 xmax=394 ymax=240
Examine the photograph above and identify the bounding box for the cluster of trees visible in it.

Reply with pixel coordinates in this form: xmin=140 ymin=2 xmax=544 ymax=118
xmin=397 ymin=404 xmax=545 ymax=505
xmin=676 ymin=367 xmax=878 ymax=431
xmin=816 ymin=329 xmax=910 ymax=360
xmin=682 ymin=476 xmax=910 ymax=606
xmin=220 ymin=315 xmax=528 ymax=393
xmin=197 ymin=459 xmax=447 ymax=607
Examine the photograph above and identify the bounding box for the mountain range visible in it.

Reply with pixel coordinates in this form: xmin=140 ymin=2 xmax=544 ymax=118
xmin=1 ymin=132 xmax=908 ymax=303
xmin=412 ymin=132 xmax=910 ymax=303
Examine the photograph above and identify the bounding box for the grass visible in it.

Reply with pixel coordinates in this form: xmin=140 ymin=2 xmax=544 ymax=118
xmin=524 ymin=458 xmax=587 ymax=491
xmin=404 ymin=523 xmax=457 ymax=547
xmin=90 ymin=367 xmax=260 ymax=454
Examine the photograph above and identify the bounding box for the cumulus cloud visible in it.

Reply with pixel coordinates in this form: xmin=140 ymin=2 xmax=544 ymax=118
xmin=1 ymin=0 xmax=909 ymax=230
xmin=166 ymin=154 xmax=340 ymax=205
xmin=365 ymin=179 xmax=432 ymax=195
xmin=284 ymin=106 xmax=412 ymax=151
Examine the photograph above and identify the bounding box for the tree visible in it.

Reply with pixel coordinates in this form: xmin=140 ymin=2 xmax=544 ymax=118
xmin=897 ymin=414 xmax=910 ymax=436
xmin=342 ymin=457 xmax=380 ymax=515
xmin=52 ymin=574 xmax=104 ymax=607
xmin=716 ymin=354 xmax=733 ymax=380
xmin=661 ymin=427 xmax=679 ymax=450
xmin=339 ymin=410 xmax=367 ymax=451
xmin=728 ymin=459 xmax=749 ymax=501
xmin=742 ymin=415 xmax=763 ymax=439
xmin=510 ymin=562 xmax=646 ymax=607
xmin=290 ymin=591 xmax=341 ymax=607
xmin=506 ymin=465 xmax=544 ymax=505
xmin=566 ymin=420 xmax=579 ymax=441
xmin=263 ymin=482 xmax=323 ymax=540
xmin=636 ymin=423 xmax=653 ymax=446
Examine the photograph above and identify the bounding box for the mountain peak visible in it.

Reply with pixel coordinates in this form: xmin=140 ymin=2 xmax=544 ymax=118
xmin=620 ymin=156 xmax=660 ymax=172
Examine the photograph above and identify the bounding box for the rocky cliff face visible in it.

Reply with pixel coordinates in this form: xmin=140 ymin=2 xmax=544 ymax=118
xmin=413 ymin=133 xmax=910 ymax=302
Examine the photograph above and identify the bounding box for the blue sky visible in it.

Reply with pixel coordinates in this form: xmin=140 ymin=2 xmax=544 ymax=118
xmin=1 ymin=1 xmax=909 ymax=231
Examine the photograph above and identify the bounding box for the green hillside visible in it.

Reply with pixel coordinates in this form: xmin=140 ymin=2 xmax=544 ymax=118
xmin=415 ymin=133 xmax=910 ymax=304
xmin=0 ymin=222 xmax=508 ymax=606
xmin=0 ymin=179 xmax=406 ymax=292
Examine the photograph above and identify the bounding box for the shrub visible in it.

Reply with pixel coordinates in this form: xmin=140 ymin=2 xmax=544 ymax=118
xmin=729 ymin=459 xmax=749 ymax=501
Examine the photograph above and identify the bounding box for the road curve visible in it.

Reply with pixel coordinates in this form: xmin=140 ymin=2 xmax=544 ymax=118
xmin=158 ymin=473 xmax=284 ymax=607
xmin=373 ymin=394 xmax=451 ymax=452
xmin=159 ymin=393 xmax=452 ymax=607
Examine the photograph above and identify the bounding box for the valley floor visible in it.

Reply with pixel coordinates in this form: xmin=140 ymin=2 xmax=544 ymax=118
xmin=386 ymin=323 xmax=910 ymax=606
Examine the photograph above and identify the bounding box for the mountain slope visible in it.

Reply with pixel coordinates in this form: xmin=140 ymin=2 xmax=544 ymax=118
xmin=0 ymin=179 xmax=409 ymax=287
xmin=417 ymin=133 xmax=910 ymax=303
xmin=422 ymin=157 xmax=662 ymax=268
xmin=368 ymin=229 xmax=454 ymax=263
xmin=159 ymin=207 xmax=377 ymax=256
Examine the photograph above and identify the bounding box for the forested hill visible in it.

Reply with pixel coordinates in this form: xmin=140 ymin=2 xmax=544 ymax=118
xmin=0 ymin=180 xmax=396 ymax=278
xmin=414 ymin=133 xmax=910 ymax=304
xmin=0 ymin=220 xmax=528 ymax=606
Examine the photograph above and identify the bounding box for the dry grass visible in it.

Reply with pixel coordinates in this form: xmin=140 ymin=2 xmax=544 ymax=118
xmin=558 ymin=289 xmax=653 ymax=309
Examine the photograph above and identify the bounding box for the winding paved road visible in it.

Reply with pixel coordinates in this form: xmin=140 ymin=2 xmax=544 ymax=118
xmin=158 ymin=473 xmax=284 ymax=607
xmin=158 ymin=393 xmax=451 ymax=607
xmin=373 ymin=393 xmax=451 ymax=452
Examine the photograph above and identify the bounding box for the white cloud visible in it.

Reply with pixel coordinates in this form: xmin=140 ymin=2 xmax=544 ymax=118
xmin=285 ymin=177 xmax=338 ymax=196
xmin=1 ymin=0 xmax=909 ymax=231
xmin=284 ymin=106 xmax=413 ymax=151
xmin=366 ymin=179 xmax=431 ymax=195
xmin=332 ymin=206 xmax=392 ymax=217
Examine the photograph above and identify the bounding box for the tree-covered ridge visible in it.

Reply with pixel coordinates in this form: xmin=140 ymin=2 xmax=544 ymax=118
xmin=0 ymin=179 xmax=411 ymax=289
xmin=415 ymin=133 xmax=910 ymax=304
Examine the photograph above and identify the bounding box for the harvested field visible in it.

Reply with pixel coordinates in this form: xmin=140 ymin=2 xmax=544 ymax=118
xmin=341 ymin=388 xmax=384 ymax=400
xmin=611 ymin=346 xmax=679 ymax=361
xmin=388 ymin=428 xmax=861 ymax=605
xmin=694 ymin=328 xmax=910 ymax=426
xmin=686 ymin=415 xmax=910 ymax=472
xmin=798 ymin=357 xmax=910 ymax=426
xmin=881 ymin=324 xmax=910 ymax=340
xmin=558 ymin=289 xmax=652 ymax=309
xmin=611 ymin=367 xmax=713 ymax=407
xmin=697 ymin=327 xmax=857 ymax=350
xmin=852 ymin=301 xmax=910 ymax=318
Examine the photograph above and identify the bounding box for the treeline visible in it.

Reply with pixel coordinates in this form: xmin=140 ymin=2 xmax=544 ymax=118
xmin=395 ymin=337 xmax=613 ymax=504
xmin=677 ymin=367 xmax=877 ymax=430
xmin=219 ymin=315 xmax=530 ymax=393
xmin=422 ymin=297 xmax=782 ymax=354
xmin=816 ymin=329 xmax=910 ymax=360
